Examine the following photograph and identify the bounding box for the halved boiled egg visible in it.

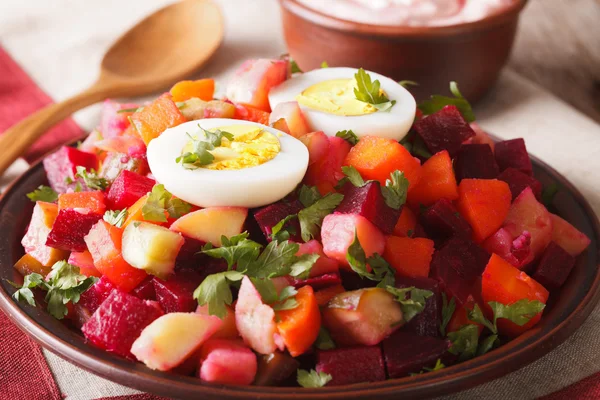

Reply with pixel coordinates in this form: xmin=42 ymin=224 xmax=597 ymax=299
xmin=268 ymin=67 xmax=416 ymax=141
xmin=147 ymin=119 xmax=309 ymax=208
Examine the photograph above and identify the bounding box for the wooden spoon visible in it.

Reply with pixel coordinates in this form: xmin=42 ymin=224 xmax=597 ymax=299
xmin=0 ymin=0 xmax=223 ymax=175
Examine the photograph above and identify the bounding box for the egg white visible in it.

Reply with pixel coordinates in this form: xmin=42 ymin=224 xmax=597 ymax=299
xmin=147 ymin=119 xmax=309 ymax=208
xmin=268 ymin=67 xmax=416 ymax=142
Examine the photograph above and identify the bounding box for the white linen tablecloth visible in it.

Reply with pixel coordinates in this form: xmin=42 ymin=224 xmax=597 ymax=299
xmin=1 ymin=0 xmax=600 ymax=398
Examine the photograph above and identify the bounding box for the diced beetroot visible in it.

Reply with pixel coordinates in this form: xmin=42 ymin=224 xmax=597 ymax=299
xmin=395 ymin=276 xmax=441 ymax=337
xmin=43 ymin=146 xmax=99 ymax=193
xmin=316 ymin=346 xmax=386 ymax=386
xmin=532 ymin=242 xmax=576 ymax=291
xmin=45 ymin=209 xmax=103 ymax=252
xmin=467 ymin=122 xmax=495 ymax=151
xmin=549 ymin=213 xmax=591 ymax=257
xmin=82 ymin=290 xmax=163 ymax=358
xmin=495 ymin=138 xmax=533 ymax=175
xmin=336 ymin=181 xmax=400 ymax=234
xmin=174 ymin=236 xmax=206 ymax=270
xmin=419 ymin=198 xmax=472 ymax=243
xmin=100 ymin=99 xmax=138 ymax=138
xmin=382 ymin=331 xmax=451 ymax=378
xmin=339 ymin=269 xmax=378 ymax=291
xmin=99 ymin=152 xmax=149 ymax=182
xmin=497 ymin=168 xmax=542 ymax=201
xmin=78 ymin=276 xmax=117 ymax=314
xmin=253 ymin=199 xmax=304 ymax=242
xmin=106 ymin=170 xmax=156 ymax=210
xmin=454 ymin=144 xmax=499 ymax=181
xmin=132 ymin=276 xmax=157 ymax=300
xmin=430 ymin=237 xmax=490 ymax=305
xmin=483 ymin=228 xmax=534 ymax=269
xmin=199 ymin=339 xmax=257 ymax=385
xmin=153 ymin=269 xmax=204 ymax=313
xmin=413 ymin=105 xmax=476 ymax=157
xmin=287 ymin=273 xmax=341 ymax=291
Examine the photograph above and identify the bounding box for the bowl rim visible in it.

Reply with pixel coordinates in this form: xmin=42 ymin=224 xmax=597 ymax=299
xmin=0 ymin=143 xmax=599 ymax=399
xmin=280 ymin=0 xmax=529 ymax=38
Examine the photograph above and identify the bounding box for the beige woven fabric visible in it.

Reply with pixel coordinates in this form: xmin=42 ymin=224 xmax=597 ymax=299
xmin=1 ymin=0 xmax=599 ymax=399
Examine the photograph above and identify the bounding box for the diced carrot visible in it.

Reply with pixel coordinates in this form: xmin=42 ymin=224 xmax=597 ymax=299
xmin=122 ymin=195 xmax=148 ymax=229
xmin=234 ymin=104 xmax=271 ymax=125
xmin=393 ymin=207 xmax=417 ymax=237
xmin=58 ymin=191 xmax=106 ymax=215
xmin=481 ymin=254 xmax=549 ymax=337
xmin=314 ymin=284 xmax=346 ymax=306
xmin=383 ymin=236 xmax=435 ymax=278
xmin=14 ymin=254 xmax=53 ymax=277
xmin=344 ymin=136 xmax=422 ymax=189
xmin=407 ymin=150 xmax=458 ymax=207
xmin=170 ymin=79 xmax=215 ymax=102
xmin=456 ymin=179 xmax=512 ymax=243
xmin=84 ymin=220 xmax=147 ymax=292
xmin=276 ymin=286 xmax=321 ymax=357
xmin=447 ymin=297 xmax=484 ymax=335
xmin=130 ymin=94 xmax=187 ymax=145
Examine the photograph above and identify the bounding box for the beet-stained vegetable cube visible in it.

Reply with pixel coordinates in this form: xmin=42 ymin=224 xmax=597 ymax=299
xmin=99 ymin=152 xmax=149 ymax=182
xmin=549 ymin=213 xmax=591 ymax=257
xmin=287 ymin=273 xmax=341 ymax=291
xmin=395 ymin=276 xmax=442 ymax=338
xmin=483 ymin=228 xmax=533 ymax=269
xmin=78 ymin=276 xmax=117 ymax=315
xmin=382 ymin=331 xmax=450 ymax=378
xmin=82 ymin=290 xmax=163 ymax=358
xmin=296 ymin=240 xmax=339 ymax=277
xmin=419 ymin=198 xmax=472 ymax=243
xmin=299 ymin=131 xmax=330 ymax=164
xmin=106 ymin=170 xmax=156 ymax=210
xmin=336 ymin=181 xmax=400 ymax=234
xmin=46 ymin=209 xmax=103 ymax=252
xmin=43 ymin=146 xmax=99 ymax=193
xmin=21 ymin=202 xmax=69 ymax=267
xmin=253 ymin=199 xmax=304 ymax=242
xmin=305 ymin=136 xmax=352 ymax=195
xmin=454 ymin=144 xmax=499 ymax=181
xmin=494 ymin=138 xmax=533 ymax=175
xmin=316 ymin=346 xmax=386 ymax=386
xmin=198 ymin=339 xmax=257 ymax=385
xmin=68 ymin=250 xmax=101 ymax=278
xmin=268 ymin=101 xmax=310 ymax=139
xmin=254 ymin=352 xmax=300 ymax=386
xmin=131 ymin=276 xmax=157 ymax=301
xmin=413 ymin=105 xmax=476 ymax=157
xmin=531 ymin=242 xmax=576 ymax=291
xmin=498 ymin=168 xmax=542 ymax=201
xmin=100 ymin=99 xmax=138 ymax=138
xmin=153 ymin=269 xmax=204 ymax=313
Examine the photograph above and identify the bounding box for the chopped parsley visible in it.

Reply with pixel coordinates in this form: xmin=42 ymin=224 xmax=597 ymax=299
xmin=141 ymin=184 xmax=192 ymax=222
xmin=26 ymin=185 xmax=58 ymax=203
xmin=418 ymin=81 xmax=475 ymax=122
xmin=297 ymin=369 xmax=332 ymax=388
xmin=175 ymin=126 xmax=234 ymax=169
xmin=354 ymin=68 xmax=396 ymax=112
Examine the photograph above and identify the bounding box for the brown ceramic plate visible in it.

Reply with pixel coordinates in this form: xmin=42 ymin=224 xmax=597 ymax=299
xmin=0 ymin=148 xmax=599 ymax=399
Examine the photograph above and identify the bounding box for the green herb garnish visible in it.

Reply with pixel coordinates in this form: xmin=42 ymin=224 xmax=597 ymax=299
xmin=26 ymin=185 xmax=58 ymax=203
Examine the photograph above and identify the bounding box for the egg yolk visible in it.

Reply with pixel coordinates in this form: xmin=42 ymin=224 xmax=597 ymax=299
xmin=296 ymin=78 xmax=380 ymax=116
xmin=181 ymin=125 xmax=281 ymax=170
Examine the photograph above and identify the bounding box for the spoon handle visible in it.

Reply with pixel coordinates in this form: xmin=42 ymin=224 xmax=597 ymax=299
xmin=0 ymin=83 xmax=115 ymax=175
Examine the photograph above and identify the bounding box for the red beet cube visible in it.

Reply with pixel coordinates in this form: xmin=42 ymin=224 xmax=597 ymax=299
xmin=532 ymin=242 xmax=576 ymax=291
xmin=419 ymin=198 xmax=472 ymax=243
xmin=175 ymin=236 xmax=206 ymax=270
xmin=316 ymin=346 xmax=385 ymax=386
xmin=82 ymin=291 xmax=163 ymax=358
xmin=153 ymin=269 xmax=204 ymax=313
xmin=413 ymin=105 xmax=476 ymax=157
xmin=498 ymin=168 xmax=542 ymax=200
xmin=131 ymin=276 xmax=157 ymax=300
xmin=336 ymin=181 xmax=400 ymax=234
xmin=287 ymin=273 xmax=341 ymax=291
xmin=382 ymin=331 xmax=450 ymax=378
xmin=495 ymin=138 xmax=533 ymax=176
xmin=78 ymin=276 xmax=117 ymax=314
xmin=339 ymin=269 xmax=378 ymax=291
xmin=395 ymin=276 xmax=441 ymax=338
xmin=454 ymin=144 xmax=499 ymax=181
xmin=43 ymin=146 xmax=99 ymax=193
xmin=106 ymin=170 xmax=155 ymax=210
xmin=253 ymin=199 xmax=304 ymax=242
xmin=46 ymin=209 xmax=102 ymax=252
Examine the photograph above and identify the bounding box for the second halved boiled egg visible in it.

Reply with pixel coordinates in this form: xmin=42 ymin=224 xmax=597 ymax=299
xmin=147 ymin=119 xmax=309 ymax=208
xmin=268 ymin=67 xmax=416 ymax=141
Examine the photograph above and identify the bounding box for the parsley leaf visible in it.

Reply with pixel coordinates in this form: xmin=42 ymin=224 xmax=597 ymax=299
xmin=381 ymin=170 xmax=409 ymax=210
xmin=411 ymin=136 xmax=433 ymax=160
xmin=176 ymin=127 xmax=235 ymax=170
xmin=398 ymin=80 xmax=419 ymax=88
xmin=201 ymin=232 xmax=263 ymax=270
xmin=368 ymin=253 xmax=396 ymax=288
xmin=142 ymin=184 xmax=191 ymax=222
xmin=314 ymin=326 xmax=336 ymax=350
xmin=103 ymin=209 xmax=128 ymax=228
xmin=297 ymin=369 xmax=332 ymax=388
xmin=250 ymin=277 xmax=279 ymax=304
xmin=489 ymin=299 xmax=546 ymax=328
xmin=8 ymin=273 xmax=45 ymax=306
xmin=165 ymin=197 xmax=192 ymax=219
xmin=341 ymin=166 xmax=365 ymax=187
xmin=298 ymin=193 xmax=344 ymax=242
xmin=418 ymin=81 xmax=475 ymax=123
xmin=290 ymin=58 xmax=303 ymax=74
xmin=410 ymin=358 xmax=445 ymax=375
xmin=26 ymin=185 xmax=58 ymax=203
xmin=289 ymin=253 xmax=320 ymax=280
xmin=75 ymin=166 xmax=108 ymax=190
xmin=271 ymin=214 xmax=299 ymax=242
xmin=244 ymin=240 xmax=300 ymax=278
xmin=477 ymin=334 xmax=499 ymax=356
xmin=440 ymin=293 xmax=456 ymax=336
xmin=346 ymin=234 xmax=395 ymax=286
xmin=298 ymin=185 xmax=322 ymax=208
xmin=335 ymin=130 xmax=358 ymax=146
xmin=467 ymin=303 xmax=496 ymax=334
xmin=272 ymin=285 xmax=299 ymax=311
xmin=320 ymin=61 xmax=329 ymax=68
xmin=386 ymin=286 xmax=433 ymax=323
xmin=447 ymin=324 xmax=479 ymax=361
xmin=354 ymin=68 xmax=393 ymax=108
xmin=347 ymin=231 xmax=369 ymax=277
xmin=193 ymin=270 xmax=245 ymax=318
xmin=541 ymin=183 xmax=559 ymax=207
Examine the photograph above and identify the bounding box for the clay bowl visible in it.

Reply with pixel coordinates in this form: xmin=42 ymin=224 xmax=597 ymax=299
xmin=279 ymin=0 xmax=528 ymax=102
xmin=0 ymin=145 xmax=599 ymax=399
